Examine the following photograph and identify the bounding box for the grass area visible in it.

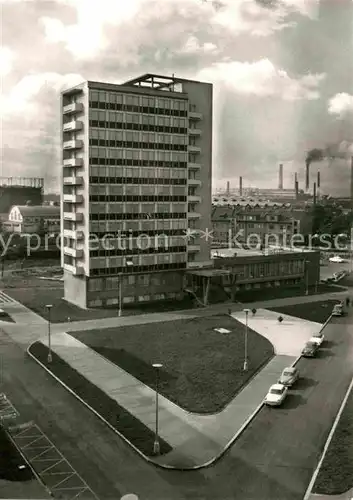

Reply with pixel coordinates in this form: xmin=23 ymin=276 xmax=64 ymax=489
xmin=314 ymin=385 xmax=353 ymax=495
xmin=3 ymin=285 xmax=195 ymax=323
xmin=71 ymin=314 xmax=274 ymax=413
xmin=28 ymin=342 xmax=172 ymax=457
xmin=233 ymin=284 xmax=346 ymax=304
xmin=0 ymin=426 xmax=33 ymax=482
xmin=268 ymin=299 xmax=341 ymax=324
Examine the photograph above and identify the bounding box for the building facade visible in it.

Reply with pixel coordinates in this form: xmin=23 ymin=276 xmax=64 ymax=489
xmin=211 ymin=205 xmax=313 ymax=248
xmin=61 ymin=74 xmax=213 ymax=308
xmin=4 ymin=205 xmax=60 ymax=234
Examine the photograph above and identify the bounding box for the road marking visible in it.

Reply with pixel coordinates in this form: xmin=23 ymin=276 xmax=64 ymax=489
xmin=0 ymin=291 xmax=17 ymax=304
xmin=3 ymin=394 xmax=100 ymax=500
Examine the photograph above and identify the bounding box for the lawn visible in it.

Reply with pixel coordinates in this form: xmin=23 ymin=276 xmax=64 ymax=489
xmin=268 ymin=299 xmax=341 ymax=324
xmin=4 ymin=284 xmax=195 ymax=323
xmin=71 ymin=314 xmax=275 ymax=413
xmin=28 ymin=342 xmax=172 ymax=457
xmin=313 ymin=385 xmax=353 ymax=495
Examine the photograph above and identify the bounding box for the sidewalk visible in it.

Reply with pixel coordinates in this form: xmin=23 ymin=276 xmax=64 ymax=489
xmin=32 ymin=331 xmax=295 ymax=469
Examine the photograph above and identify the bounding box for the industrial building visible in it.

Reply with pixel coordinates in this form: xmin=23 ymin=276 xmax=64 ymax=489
xmin=185 ymin=248 xmax=320 ymax=305
xmin=0 ymin=177 xmax=44 ymax=222
xmin=61 ymin=74 xmax=213 ymax=309
xmin=211 ymin=204 xmax=313 ymax=248
xmin=5 ymin=205 xmax=60 ymax=234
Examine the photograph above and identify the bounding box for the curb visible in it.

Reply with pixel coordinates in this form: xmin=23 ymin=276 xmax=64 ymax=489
xmin=27 ymin=341 xmax=267 ymax=471
xmin=303 ymin=376 xmax=353 ymax=500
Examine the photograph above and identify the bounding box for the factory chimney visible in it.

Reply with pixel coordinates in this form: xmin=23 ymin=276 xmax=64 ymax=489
xmin=239 ymin=176 xmax=243 ymax=196
xmin=278 ymin=164 xmax=283 ymax=189
xmin=313 ymin=182 xmax=317 ymax=205
xmin=351 ymin=156 xmax=353 ymax=211
xmin=317 ymin=170 xmax=321 ymax=189
xmin=294 ymin=172 xmax=299 ymax=198
xmin=305 ymin=159 xmax=310 ymax=191
xmin=226 ymin=181 xmax=230 ymax=196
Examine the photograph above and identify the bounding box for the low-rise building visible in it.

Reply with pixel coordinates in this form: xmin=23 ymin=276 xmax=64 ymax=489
xmin=4 ymin=205 xmax=60 ymax=234
xmin=211 ymin=205 xmax=313 ymax=248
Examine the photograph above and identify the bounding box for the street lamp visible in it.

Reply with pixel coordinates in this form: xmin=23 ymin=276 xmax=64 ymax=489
xmin=152 ymin=363 xmax=163 ymax=455
xmin=45 ymin=304 xmax=53 ymax=363
xmin=243 ymin=309 xmax=250 ymax=371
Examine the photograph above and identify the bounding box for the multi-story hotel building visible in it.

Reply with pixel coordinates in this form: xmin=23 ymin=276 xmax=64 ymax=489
xmin=61 ymin=74 xmax=213 ymax=308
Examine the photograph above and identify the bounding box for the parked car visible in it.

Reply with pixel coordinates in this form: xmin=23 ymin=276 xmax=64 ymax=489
xmin=264 ymin=383 xmax=288 ymax=407
xmin=332 ymin=303 xmax=345 ymax=316
xmin=302 ymin=341 xmax=319 ymax=357
xmin=329 ymin=255 xmax=345 ymax=263
xmin=310 ymin=332 xmax=325 ymax=346
xmin=278 ymin=367 xmax=299 ymax=387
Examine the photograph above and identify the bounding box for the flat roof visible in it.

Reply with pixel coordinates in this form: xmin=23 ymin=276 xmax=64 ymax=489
xmin=211 ymin=247 xmax=316 ymax=258
xmin=186 ymin=269 xmax=231 ymax=277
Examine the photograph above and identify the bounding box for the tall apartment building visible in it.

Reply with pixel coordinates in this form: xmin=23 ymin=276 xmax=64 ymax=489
xmin=61 ymin=74 xmax=213 ymax=308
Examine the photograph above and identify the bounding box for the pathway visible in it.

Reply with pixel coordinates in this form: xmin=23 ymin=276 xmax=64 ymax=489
xmin=27 ymin=308 xmax=322 ymax=469
xmin=308 ymin=490 xmax=353 ymax=500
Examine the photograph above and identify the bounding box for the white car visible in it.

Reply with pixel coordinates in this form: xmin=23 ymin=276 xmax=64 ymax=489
xmin=329 ymin=256 xmax=345 ymax=263
xmin=264 ymin=383 xmax=288 ymax=407
xmin=310 ymin=333 xmax=324 ymax=346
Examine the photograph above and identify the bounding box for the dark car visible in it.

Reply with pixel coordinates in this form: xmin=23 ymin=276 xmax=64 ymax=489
xmin=302 ymin=341 xmax=319 ymax=358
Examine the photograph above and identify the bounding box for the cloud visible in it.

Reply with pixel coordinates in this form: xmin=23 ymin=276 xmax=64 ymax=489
xmin=198 ymin=59 xmax=325 ymax=100
xmin=328 ymin=92 xmax=353 ymax=117
xmin=0 ymin=47 xmax=15 ymax=76
xmin=1 ymin=72 xmax=84 ymax=116
xmin=39 ymin=0 xmax=317 ymax=60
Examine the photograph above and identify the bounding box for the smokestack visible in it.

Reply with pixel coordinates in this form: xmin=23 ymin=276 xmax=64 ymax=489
xmin=305 ymin=159 xmax=310 ymax=191
xmin=294 ymin=172 xmax=299 ymax=198
xmin=317 ymin=170 xmax=321 ymax=189
xmin=313 ymin=182 xmax=317 ymax=205
xmin=278 ymin=164 xmax=283 ymax=189
xmin=351 ymin=156 xmax=353 ymax=211
xmin=239 ymin=176 xmax=243 ymax=196
xmin=226 ymin=181 xmax=230 ymax=196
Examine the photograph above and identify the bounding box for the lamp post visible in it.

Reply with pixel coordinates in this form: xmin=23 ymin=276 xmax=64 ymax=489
xmin=243 ymin=308 xmax=250 ymax=371
xmin=152 ymin=363 xmax=163 ymax=455
xmin=305 ymin=260 xmax=310 ymax=296
xmin=45 ymin=304 xmax=53 ymax=363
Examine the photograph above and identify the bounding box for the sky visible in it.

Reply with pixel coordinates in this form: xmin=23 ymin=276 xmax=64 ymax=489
xmin=1 ymin=0 xmax=353 ymax=194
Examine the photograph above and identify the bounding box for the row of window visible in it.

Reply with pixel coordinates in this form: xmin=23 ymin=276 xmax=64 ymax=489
xmin=89 ymin=101 xmax=188 ymax=117
xmin=90 ymin=262 xmax=187 ymax=275
xmin=89 ymin=212 xmax=187 ymax=220
xmin=89 ymin=91 xmax=188 ymax=111
xmin=88 ymin=270 xmax=182 ymax=290
xmin=89 ymin=139 xmax=188 ymax=152
xmin=89 ymin=129 xmax=188 ymax=145
xmin=89 ymin=195 xmax=187 ymax=202
xmin=89 ymin=120 xmax=187 ymax=134
xmin=89 ymin=108 xmax=188 ymax=126
xmin=89 ymin=229 xmax=186 ymax=238
xmin=89 ymin=245 xmax=187 ymax=257
xmin=89 ymin=158 xmax=188 ymax=168
xmin=89 ymin=176 xmax=187 ymax=185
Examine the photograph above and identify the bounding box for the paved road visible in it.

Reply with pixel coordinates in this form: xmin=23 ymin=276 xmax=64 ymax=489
xmin=1 ymin=305 xmax=352 ymax=500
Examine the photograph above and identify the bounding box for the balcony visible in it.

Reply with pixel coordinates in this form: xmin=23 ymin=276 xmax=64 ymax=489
xmin=63 ymin=176 xmax=83 ymax=186
xmin=63 ymin=102 xmax=84 ymax=115
xmin=188 ymin=145 xmax=201 ymax=153
xmin=64 ymin=229 xmax=84 ymax=240
xmin=188 ymin=178 xmax=201 ymax=186
xmin=188 ymin=128 xmax=202 ymax=136
xmin=63 ymin=140 xmax=83 ymax=150
xmin=189 ymin=111 xmax=202 ymax=120
xmin=188 ymin=212 xmax=201 ymax=219
xmin=188 ymin=162 xmax=201 ymax=170
xmin=64 ymin=263 xmax=84 ymax=276
xmin=63 ymin=212 xmax=83 ymax=222
xmin=63 ymin=158 xmax=83 ymax=167
xmin=63 ymin=246 xmax=83 ymax=259
xmin=63 ymin=120 xmax=83 ymax=132
xmin=188 ymin=195 xmax=201 ymax=203
xmin=187 ymin=244 xmax=200 ymax=252
xmin=63 ymin=194 xmax=83 ymax=203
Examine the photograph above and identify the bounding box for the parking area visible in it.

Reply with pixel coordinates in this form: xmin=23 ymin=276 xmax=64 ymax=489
xmin=1 ymin=394 xmax=98 ymax=500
